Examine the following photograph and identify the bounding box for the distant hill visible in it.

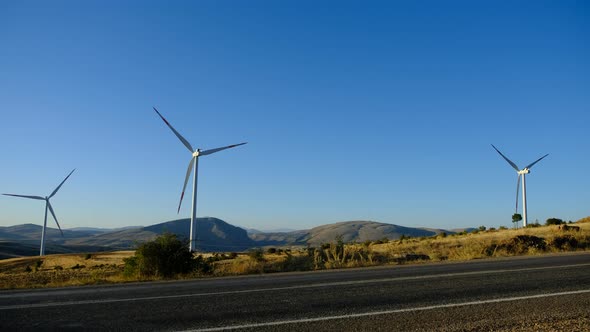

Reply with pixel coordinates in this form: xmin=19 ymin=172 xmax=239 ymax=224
xmin=1 ymin=218 xmax=463 ymax=258
xmin=251 ymin=220 xmax=451 ymax=246
xmin=65 ymin=217 xmax=256 ymax=252
xmin=0 ymin=218 xmax=255 ymax=257
xmin=143 ymin=217 xmax=255 ymax=251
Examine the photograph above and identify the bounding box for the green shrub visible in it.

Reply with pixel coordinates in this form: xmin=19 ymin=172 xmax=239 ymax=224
xmin=84 ymin=253 xmax=92 ymax=260
xmin=546 ymin=218 xmax=564 ymax=225
xmin=123 ymin=256 xmax=138 ymax=277
xmin=275 ymin=254 xmax=313 ymax=272
xmin=266 ymin=247 xmax=277 ymax=254
xmin=25 ymin=266 xmax=32 ymax=273
xmin=193 ymin=255 xmax=213 ymax=274
xmin=54 ymin=265 xmax=63 ymax=271
xmin=248 ymin=248 xmax=265 ymax=262
xmin=124 ymin=233 xmax=196 ymax=278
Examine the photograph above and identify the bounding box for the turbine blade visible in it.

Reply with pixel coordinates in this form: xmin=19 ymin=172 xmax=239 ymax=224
xmin=49 ymin=169 xmax=75 ymax=198
xmin=153 ymin=107 xmax=194 ymax=153
xmin=178 ymin=157 xmax=195 ymax=214
xmin=514 ymin=174 xmax=522 ymax=213
xmin=2 ymin=194 xmax=45 ymax=200
xmin=491 ymin=144 xmax=520 ymax=171
xmin=47 ymin=201 xmax=63 ymax=236
xmin=524 ymin=154 xmax=549 ymax=170
xmin=200 ymin=142 xmax=247 ymax=156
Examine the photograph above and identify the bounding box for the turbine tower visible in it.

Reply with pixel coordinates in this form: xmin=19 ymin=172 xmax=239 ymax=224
xmin=154 ymin=107 xmax=246 ymax=252
xmin=491 ymin=145 xmax=548 ymax=227
xmin=3 ymin=169 xmax=75 ymax=256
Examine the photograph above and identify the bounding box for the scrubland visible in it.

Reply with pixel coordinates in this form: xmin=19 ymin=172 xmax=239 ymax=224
xmin=1 ymin=219 xmax=589 ymax=289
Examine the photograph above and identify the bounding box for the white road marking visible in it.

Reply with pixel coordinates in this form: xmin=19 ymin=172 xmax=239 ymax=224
xmin=1 ymin=262 xmax=589 ymax=310
xmin=182 ymin=289 xmax=590 ymax=332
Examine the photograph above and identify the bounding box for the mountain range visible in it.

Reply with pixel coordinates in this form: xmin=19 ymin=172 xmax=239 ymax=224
xmin=0 ymin=218 xmax=468 ymax=259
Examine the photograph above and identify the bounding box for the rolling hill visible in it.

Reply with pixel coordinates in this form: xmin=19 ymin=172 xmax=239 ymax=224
xmin=250 ymin=220 xmax=451 ymax=246
xmin=1 ymin=218 xmax=460 ymax=258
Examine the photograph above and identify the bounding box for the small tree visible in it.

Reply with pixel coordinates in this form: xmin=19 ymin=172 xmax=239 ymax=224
xmin=512 ymin=213 xmax=522 ymax=228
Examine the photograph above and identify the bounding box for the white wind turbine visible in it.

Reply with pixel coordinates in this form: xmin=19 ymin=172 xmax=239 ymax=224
xmin=3 ymin=169 xmax=75 ymax=256
xmin=154 ymin=107 xmax=246 ymax=252
xmin=491 ymin=145 xmax=548 ymax=227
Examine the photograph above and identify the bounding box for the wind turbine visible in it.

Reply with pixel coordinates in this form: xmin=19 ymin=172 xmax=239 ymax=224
xmin=491 ymin=144 xmax=548 ymax=227
xmin=3 ymin=169 xmax=75 ymax=256
xmin=154 ymin=107 xmax=246 ymax=252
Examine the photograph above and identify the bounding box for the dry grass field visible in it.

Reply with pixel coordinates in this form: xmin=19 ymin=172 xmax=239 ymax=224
xmin=0 ymin=251 xmax=134 ymax=289
xmin=374 ymin=222 xmax=590 ymax=262
xmin=1 ymin=220 xmax=589 ymax=289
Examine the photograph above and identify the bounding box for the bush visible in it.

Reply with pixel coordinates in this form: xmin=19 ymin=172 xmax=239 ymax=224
xmin=546 ymin=218 xmax=564 ymax=226
xmin=551 ymin=235 xmax=578 ymax=251
xmin=266 ymin=247 xmax=277 ymax=254
xmin=84 ymin=253 xmax=92 ymax=260
xmin=275 ymin=254 xmax=313 ymax=272
xmin=501 ymin=235 xmax=547 ymax=254
xmin=248 ymin=248 xmax=265 ymax=262
xmin=193 ymin=255 xmax=213 ymax=274
xmin=123 ymin=256 xmax=138 ymax=277
xmin=124 ymin=233 xmax=197 ymax=278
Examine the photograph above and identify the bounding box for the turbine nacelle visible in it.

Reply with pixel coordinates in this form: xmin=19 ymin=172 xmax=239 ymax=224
xmin=193 ymin=150 xmax=201 ymax=157
xmin=518 ymin=169 xmax=530 ymax=175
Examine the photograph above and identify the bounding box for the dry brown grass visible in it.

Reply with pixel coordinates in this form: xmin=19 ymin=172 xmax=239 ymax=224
xmin=0 ymin=251 xmax=134 ymax=289
xmin=373 ymin=223 xmax=590 ymax=262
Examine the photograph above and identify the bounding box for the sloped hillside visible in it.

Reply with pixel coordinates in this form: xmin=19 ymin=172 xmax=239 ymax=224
xmin=251 ymin=220 xmax=449 ymax=246
xmin=143 ymin=217 xmax=255 ymax=251
xmin=305 ymin=221 xmax=442 ymax=244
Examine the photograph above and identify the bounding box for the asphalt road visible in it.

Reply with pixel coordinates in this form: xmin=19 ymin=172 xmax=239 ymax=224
xmin=1 ymin=253 xmax=590 ymax=331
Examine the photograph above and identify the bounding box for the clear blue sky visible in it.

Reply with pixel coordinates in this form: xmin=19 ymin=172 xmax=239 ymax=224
xmin=1 ymin=1 xmax=588 ymax=231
